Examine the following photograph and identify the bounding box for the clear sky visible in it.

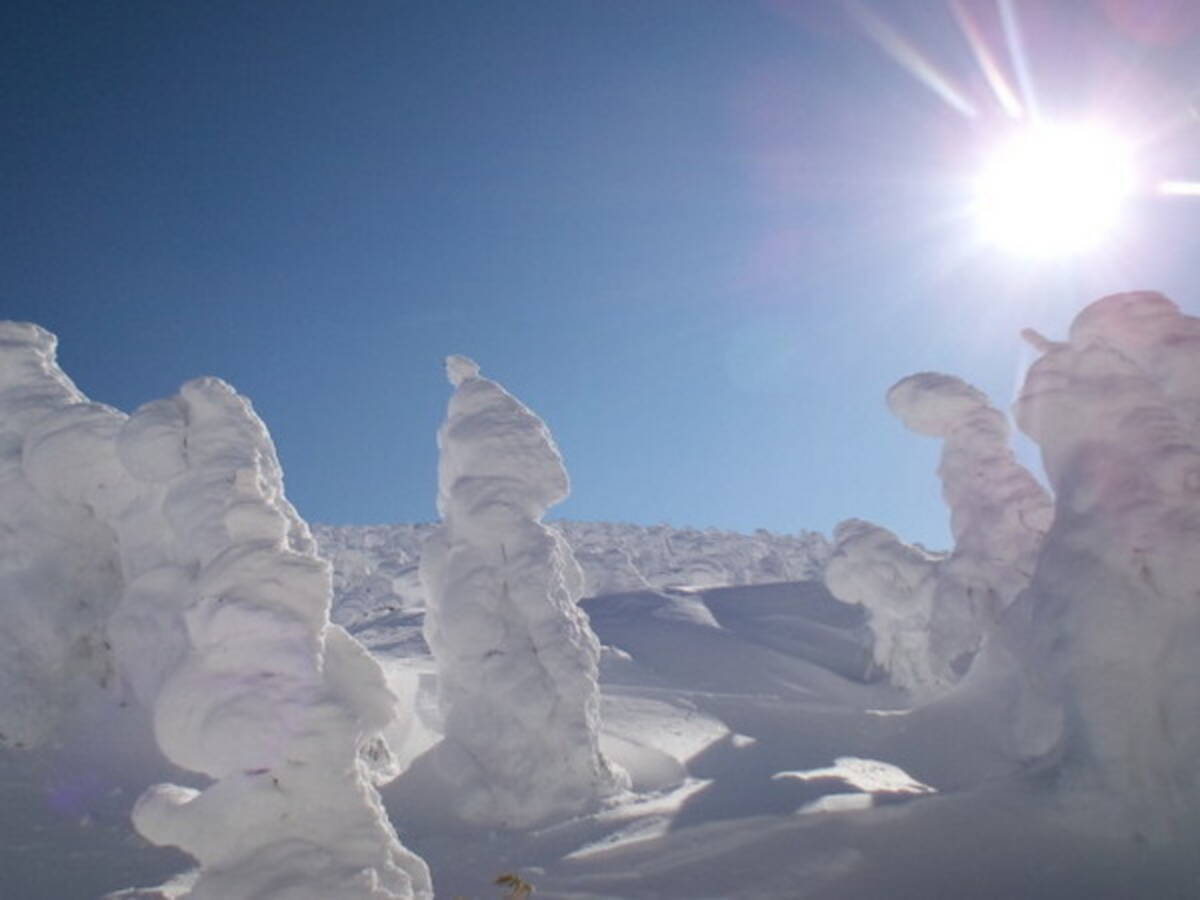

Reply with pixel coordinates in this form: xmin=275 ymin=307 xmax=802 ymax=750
xmin=4 ymin=1 xmax=1199 ymax=549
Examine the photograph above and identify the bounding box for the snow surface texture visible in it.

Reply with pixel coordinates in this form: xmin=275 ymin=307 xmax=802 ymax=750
xmin=0 ymin=322 xmax=431 ymax=899
xmin=313 ymin=520 xmax=830 ymax=634
xmin=0 ymin=322 xmax=117 ymax=751
xmin=1009 ymin=291 xmax=1200 ymax=841
xmin=419 ymin=355 xmax=626 ymax=828
xmin=825 ymin=373 xmax=1051 ymax=699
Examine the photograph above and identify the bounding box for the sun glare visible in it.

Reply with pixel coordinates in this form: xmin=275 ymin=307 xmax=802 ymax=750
xmin=972 ymin=123 xmax=1135 ymax=258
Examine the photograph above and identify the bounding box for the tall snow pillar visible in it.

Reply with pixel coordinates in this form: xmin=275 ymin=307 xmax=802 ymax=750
xmin=421 ymin=355 xmax=625 ymax=828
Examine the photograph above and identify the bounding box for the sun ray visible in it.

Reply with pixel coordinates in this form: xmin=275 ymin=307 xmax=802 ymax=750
xmin=1158 ymin=180 xmax=1200 ymax=197
xmin=842 ymin=0 xmax=979 ymax=118
xmin=997 ymin=0 xmax=1040 ymax=121
xmin=949 ymin=0 xmax=1023 ymax=118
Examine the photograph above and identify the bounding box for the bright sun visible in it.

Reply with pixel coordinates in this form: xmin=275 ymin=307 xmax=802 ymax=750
xmin=972 ymin=123 xmax=1135 ymax=258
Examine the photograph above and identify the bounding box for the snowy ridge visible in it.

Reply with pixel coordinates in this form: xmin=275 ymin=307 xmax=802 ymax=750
xmin=313 ymin=520 xmax=831 ymax=630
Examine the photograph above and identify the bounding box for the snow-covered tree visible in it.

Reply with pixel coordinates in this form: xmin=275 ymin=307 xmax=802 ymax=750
xmin=1 ymin=321 xmax=432 ymax=899
xmin=124 ymin=379 xmax=432 ymax=899
xmin=892 ymin=373 xmax=1051 ymax=681
xmin=1007 ymin=292 xmax=1200 ymax=842
xmin=824 ymin=519 xmax=941 ymax=693
xmin=826 ymin=373 xmax=1050 ymax=699
xmin=421 ymin=355 xmax=626 ymax=828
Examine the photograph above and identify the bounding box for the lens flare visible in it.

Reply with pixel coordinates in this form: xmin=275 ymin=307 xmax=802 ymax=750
xmin=973 ymin=123 xmax=1135 ymax=257
xmin=842 ymin=0 xmax=978 ymax=119
xmin=1159 ymin=179 xmax=1200 ymax=196
xmin=949 ymin=0 xmax=1023 ymax=119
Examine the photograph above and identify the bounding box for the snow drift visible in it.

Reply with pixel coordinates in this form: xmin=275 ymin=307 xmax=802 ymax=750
xmin=419 ymin=355 xmax=626 ymax=828
xmin=0 ymin=322 xmax=431 ymax=899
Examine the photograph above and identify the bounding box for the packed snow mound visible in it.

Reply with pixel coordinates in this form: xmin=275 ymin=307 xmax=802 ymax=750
xmin=827 ymin=371 xmax=1050 ymax=699
xmin=583 ymin=579 xmax=878 ymax=695
xmin=314 ymin=521 xmax=830 ymax=633
xmin=1006 ymin=291 xmax=1200 ymax=841
xmin=0 ymin=322 xmax=431 ymax=899
xmin=418 ymin=355 xmax=626 ymax=828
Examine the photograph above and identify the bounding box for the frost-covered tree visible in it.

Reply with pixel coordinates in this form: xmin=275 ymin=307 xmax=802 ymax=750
xmin=890 ymin=373 xmax=1051 ymax=680
xmin=826 ymin=373 xmax=1050 ymax=699
xmin=1008 ymin=292 xmax=1200 ymax=842
xmin=421 ymin=355 xmax=626 ymax=828
xmin=824 ymin=519 xmax=941 ymax=693
xmin=1 ymin=321 xmax=432 ymax=899
xmin=125 ymin=379 xmax=432 ymax=899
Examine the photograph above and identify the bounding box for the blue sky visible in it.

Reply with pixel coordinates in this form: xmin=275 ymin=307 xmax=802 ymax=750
xmin=4 ymin=1 xmax=1199 ymax=548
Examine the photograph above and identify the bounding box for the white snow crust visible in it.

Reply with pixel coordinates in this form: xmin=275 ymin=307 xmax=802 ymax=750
xmin=0 ymin=323 xmax=117 ymax=750
xmin=417 ymin=356 xmax=626 ymax=828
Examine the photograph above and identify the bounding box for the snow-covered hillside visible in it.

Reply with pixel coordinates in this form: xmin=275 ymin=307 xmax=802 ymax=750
xmin=313 ymin=521 xmax=830 ymax=631
xmin=5 ymin=293 xmax=1200 ymax=899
